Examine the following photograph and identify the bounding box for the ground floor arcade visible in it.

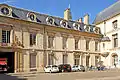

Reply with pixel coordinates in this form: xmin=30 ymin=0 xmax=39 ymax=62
xmin=0 ymin=48 xmax=101 ymax=73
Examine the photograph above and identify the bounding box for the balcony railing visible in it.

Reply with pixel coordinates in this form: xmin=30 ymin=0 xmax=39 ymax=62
xmin=0 ymin=42 xmax=12 ymax=47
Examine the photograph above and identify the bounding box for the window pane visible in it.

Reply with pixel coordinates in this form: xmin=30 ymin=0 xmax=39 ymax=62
xmin=48 ymin=36 xmax=51 ymax=48
xmin=63 ymin=37 xmax=67 ymax=49
xmin=95 ymin=42 xmax=98 ymax=51
xmin=63 ymin=55 xmax=67 ymax=64
xmin=112 ymin=20 xmax=117 ymax=29
xmin=30 ymin=54 xmax=36 ymax=68
xmin=30 ymin=33 xmax=36 ymax=46
xmin=112 ymin=33 xmax=118 ymax=48
xmin=33 ymin=34 xmax=36 ymax=45
xmin=48 ymin=36 xmax=53 ymax=48
xmin=75 ymin=39 xmax=78 ymax=50
xmin=86 ymin=40 xmax=89 ymax=50
xmin=30 ymin=34 xmax=33 ymax=45
xmin=2 ymin=30 xmax=10 ymax=43
xmin=7 ymin=31 xmax=10 ymax=43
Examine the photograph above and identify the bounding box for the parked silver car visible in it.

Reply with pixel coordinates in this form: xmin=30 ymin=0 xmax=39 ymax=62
xmin=72 ymin=65 xmax=85 ymax=72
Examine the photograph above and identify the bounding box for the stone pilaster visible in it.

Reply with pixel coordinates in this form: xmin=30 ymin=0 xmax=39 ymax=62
xmin=89 ymin=54 xmax=95 ymax=66
xmin=0 ymin=28 xmax=2 ymax=43
xmin=82 ymin=54 xmax=86 ymax=66
xmin=14 ymin=52 xmax=17 ymax=73
xmin=24 ymin=51 xmax=30 ymax=72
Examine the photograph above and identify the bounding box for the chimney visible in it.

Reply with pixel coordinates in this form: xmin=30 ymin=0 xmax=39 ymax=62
xmin=84 ymin=14 xmax=89 ymax=25
xmin=64 ymin=8 xmax=72 ymax=20
xmin=77 ymin=18 xmax=83 ymax=23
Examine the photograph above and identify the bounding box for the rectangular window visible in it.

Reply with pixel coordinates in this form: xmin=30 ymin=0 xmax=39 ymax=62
xmin=30 ymin=33 xmax=36 ymax=46
xmin=112 ymin=20 xmax=117 ymax=29
xmin=112 ymin=33 xmax=118 ymax=48
xmin=95 ymin=42 xmax=98 ymax=51
xmin=74 ymin=55 xmax=80 ymax=65
xmin=2 ymin=30 xmax=10 ymax=43
xmin=86 ymin=56 xmax=90 ymax=67
xmin=30 ymin=54 xmax=36 ymax=68
xmin=86 ymin=40 xmax=89 ymax=50
xmin=103 ymin=43 xmax=105 ymax=48
xmin=62 ymin=37 xmax=67 ymax=49
xmin=63 ymin=55 xmax=67 ymax=64
xmin=48 ymin=54 xmax=54 ymax=65
xmin=75 ymin=39 xmax=79 ymax=50
xmin=48 ymin=36 xmax=54 ymax=48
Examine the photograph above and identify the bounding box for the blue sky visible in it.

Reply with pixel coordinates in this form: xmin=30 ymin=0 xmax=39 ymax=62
xmin=0 ymin=0 xmax=118 ymax=24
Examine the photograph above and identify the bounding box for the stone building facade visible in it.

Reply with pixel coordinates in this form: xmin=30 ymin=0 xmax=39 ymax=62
xmin=94 ymin=0 xmax=120 ymax=68
xmin=0 ymin=4 xmax=101 ymax=73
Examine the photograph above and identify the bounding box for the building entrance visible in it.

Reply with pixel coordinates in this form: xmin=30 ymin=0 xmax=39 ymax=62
xmin=0 ymin=52 xmax=14 ymax=73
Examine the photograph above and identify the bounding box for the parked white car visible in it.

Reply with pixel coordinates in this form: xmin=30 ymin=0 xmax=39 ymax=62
xmin=72 ymin=65 xmax=85 ymax=72
xmin=44 ymin=65 xmax=59 ymax=73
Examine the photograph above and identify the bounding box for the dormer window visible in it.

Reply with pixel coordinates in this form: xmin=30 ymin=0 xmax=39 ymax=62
xmin=27 ymin=12 xmax=36 ymax=21
xmin=73 ymin=23 xmax=80 ymax=30
xmin=0 ymin=6 xmax=12 ymax=16
xmin=112 ymin=20 xmax=117 ymax=29
xmin=94 ymin=27 xmax=100 ymax=34
xmin=60 ymin=20 xmax=67 ymax=27
xmin=30 ymin=14 xmax=35 ymax=21
xmin=84 ymin=25 xmax=90 ymax=32
xmin=46 ymin=17 xmax=54 ymax=25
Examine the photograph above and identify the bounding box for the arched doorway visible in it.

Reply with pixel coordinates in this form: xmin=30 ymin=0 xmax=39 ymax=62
xmin=111 ymin=53 xmax=118 ymax=67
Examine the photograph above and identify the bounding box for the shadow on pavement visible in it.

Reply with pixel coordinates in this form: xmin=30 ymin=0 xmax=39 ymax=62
xmin=0 ymin=73 xmax=27 ymax=80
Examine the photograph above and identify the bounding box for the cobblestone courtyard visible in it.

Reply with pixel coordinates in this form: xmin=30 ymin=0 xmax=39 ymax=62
xmin=4 ymin=69 xmax=120 ymax=80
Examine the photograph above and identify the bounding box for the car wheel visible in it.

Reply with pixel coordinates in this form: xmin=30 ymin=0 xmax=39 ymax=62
xmin=83 ymin=70 xmax=85 ymax=72
xmin=62 ymin=70 xmax=64 ymax=72
xmin=50 ymin=70 xmax=52 ymax=73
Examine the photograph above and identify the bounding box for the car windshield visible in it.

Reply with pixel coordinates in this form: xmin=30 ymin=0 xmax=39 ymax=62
xmin=80 ymin=65 xmax=84 ymax=67
xmin=73 ymin=65 xmax=78 ymax=68
xmin=52 ymin=65 xmax=57 ymax=67
xmin=46 ymin=66 xmax=51 ymax=68
xmin=72 ymin=66 xmax=76 ymax=68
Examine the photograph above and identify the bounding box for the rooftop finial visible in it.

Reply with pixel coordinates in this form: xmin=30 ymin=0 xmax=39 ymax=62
xmin=68 ymin=4 xmax=70 ymax=9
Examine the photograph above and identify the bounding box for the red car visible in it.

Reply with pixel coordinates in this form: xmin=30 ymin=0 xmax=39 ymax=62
xmin=0 ymin=58 xmax=8 ymax=73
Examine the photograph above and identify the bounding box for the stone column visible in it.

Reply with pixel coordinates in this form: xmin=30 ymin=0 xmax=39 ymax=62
xmin=0 ymin=28 xmax=2 ymax=43
xmin=14 ymin=52 xmax=17 ymax=73
xmin=25 ymin=51 xmax=30 ymax=72
xmin=19 ymin=52 xmax=23 ymax=72
xmin=38 ymin=52 xmax=44 ymax=72
xmin=81 ymin=55 xmax=83 ymax=65
xmin=83 ymin=54 xmax=86 ymax=67
xmin=17 ymin=52 xmax=19 ymax=72
xmin=89 ymin=54 xmax=95 ymax=66
xmin=36 ymin=52 xmax=39 ymax=71
xmin=46 ymin=52 xmax=49 ymax=65
xmin=79 ymin=55 xmax=82 ymax=65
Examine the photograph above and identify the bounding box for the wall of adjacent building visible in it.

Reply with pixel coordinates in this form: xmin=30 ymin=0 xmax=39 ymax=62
xmin=96 ymin=14 xmax=120 ymax=68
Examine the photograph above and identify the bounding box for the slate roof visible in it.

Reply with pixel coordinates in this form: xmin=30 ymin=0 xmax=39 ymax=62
xmin=94 ymin=0 xmax=120 ymax=24
xmin=0 ymin=4 xmax=99 ymax=34
xmin=101 ymin=36 xmax=111 ymax=42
